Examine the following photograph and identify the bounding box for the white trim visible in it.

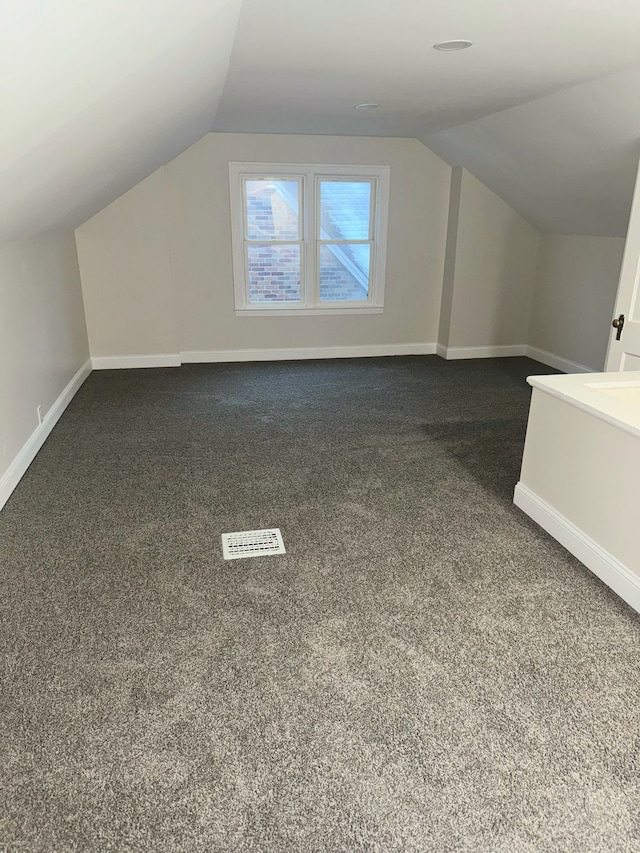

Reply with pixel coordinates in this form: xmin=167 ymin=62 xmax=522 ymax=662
xmin=0 ymin=360 xmax=92 ymax=513
xmin=605 ymin=155 xmax=640 ymax=371
xmin=436 ymin=344 xmax=527 ymax=360
xmin=91 ymin=354 xmax=181 ymax=369
xmin=513 ymin=482 xmax=640 ymax=614
xmin=434 ymin=343 xmax=596 ymax=371
xmin=180 ymin=343 xmax=436 ymax=363
xmin=228 ymin=162 xmax=390 ymax=313
xmin=87 ymin=345 xmax=600 ymax=371
xmin=234 ymin=307 xmax=383 ymax=317
xmin=525 ymin=346 xmax=595 ymax=374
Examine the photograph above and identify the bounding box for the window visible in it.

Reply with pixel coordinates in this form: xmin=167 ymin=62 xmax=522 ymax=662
xmin=228 ymin=162 xmax=390 ymax=315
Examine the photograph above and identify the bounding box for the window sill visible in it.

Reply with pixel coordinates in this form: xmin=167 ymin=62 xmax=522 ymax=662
xmin=234 ymin=307 xmax=384 ymax=318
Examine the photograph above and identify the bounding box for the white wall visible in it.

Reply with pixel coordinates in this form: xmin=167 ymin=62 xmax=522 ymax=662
xmin=529 ymin=234 xmax=625 ymax=371
xmin=439 ymin=168 xmax=541 ymax=354
xmin=0 ymin=232 xmax=89 ymax=500
xmin=77 ymin=133 xmax=451 ymax=360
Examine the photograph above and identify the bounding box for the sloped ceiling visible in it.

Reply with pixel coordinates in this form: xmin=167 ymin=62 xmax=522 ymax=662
xmin=3 ymin=0 xmax=640 ymax=240
xmin=1 ymin=0 xmax=242 ymax=242
xmin=424 ymin=67 xmax=640 ymax=237
xmin=214 ymin=0 xmax=640 ymax=237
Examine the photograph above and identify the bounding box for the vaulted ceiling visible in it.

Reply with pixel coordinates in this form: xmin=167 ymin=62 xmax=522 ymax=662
xmin=3 ymin=0 xmax=640 ymax=241
xmin=425 ymin=66 xmax=640 ymax=237
xmin=0 ymin=0 xmax=243 ymax=242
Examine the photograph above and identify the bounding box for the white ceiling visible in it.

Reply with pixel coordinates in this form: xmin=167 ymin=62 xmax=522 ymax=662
xmin=3 ymin=0 xmax=640 ymax=240
xmin=214 ymin=0 xmax=640 ymax=236
xmin=214 ymin=0 xmax=640 ymax=138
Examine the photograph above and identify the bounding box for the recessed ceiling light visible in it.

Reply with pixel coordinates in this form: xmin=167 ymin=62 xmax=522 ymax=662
xmin=433 ymin=40 xmax=474 ymax=51
xmin=354 ymin=103 xmax=379 ymax=110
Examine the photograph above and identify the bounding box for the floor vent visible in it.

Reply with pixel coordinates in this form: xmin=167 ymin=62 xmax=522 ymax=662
xmin=221 ymin=528 xmax=286 ymax=560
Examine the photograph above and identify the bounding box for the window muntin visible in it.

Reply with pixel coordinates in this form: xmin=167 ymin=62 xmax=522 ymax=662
xmin=229 ymin=163 xmax=389 ymax=315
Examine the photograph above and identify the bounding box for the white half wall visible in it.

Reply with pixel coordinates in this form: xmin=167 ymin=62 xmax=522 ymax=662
xmin=515 ymin=382 xmax=640 ymax=611
xmin=438 ymin=168 xmax=540 ymax=353
xmin=529 ymin=234 xmax=625 ymax=372
xmin=76 ymin=133 xmax=451 ymax=361
xmin=0 ymin=233 xmax=90 ymax=508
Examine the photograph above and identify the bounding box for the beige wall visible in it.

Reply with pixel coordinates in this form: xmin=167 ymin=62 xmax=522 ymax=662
xmin=529 ymin=234 xmax=625 ymax=371
xmin=76 ymin=134 xmax=624 ymax=372
xmin=437 ymin=167 xmax=462 ymax=349
xmin=0 ymin=232 xmax=89 ymax=488
xmin=439 ymin=168 xmax=541 ymax=351
xmin=77 ymin=133 xmax=451 ymax=359
xmin=76 ymin=169 xmax=179 ymax=359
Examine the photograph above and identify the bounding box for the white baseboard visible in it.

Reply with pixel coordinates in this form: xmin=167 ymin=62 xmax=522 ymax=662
xmin=514 ymin=482 xmax=640 ymax=613
xmin=436 ymin=344 xmax=527 ymax=360
xmin=434 ymin=342 xmax=598 ymax=374
xmin=88 ymin=344 xmax=593 ymax=371
xmin=0 ymin=359 xmax=92 ymax=513
xmin=180 ymin=343 xmax=437 ymax=363
xmin=525 ymin=346 xmax=596 ymax=374
xmin=91 ymin=354 xmax=181 ymax=369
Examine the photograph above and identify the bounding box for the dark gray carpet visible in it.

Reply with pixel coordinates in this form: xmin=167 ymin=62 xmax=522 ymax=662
xmin=1 ymin=356 xmax=639 ymax=852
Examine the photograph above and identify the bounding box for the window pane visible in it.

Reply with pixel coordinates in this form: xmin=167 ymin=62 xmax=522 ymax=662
xmin=244 ymin=180 xmax=299 ymax=240
xmin=319 ymin=180 xmax=371 ymax=240
xmin=247 ymin=244 xmax=301 ymax=303
xmin=319 ymin=244 xmax=370 ymax=302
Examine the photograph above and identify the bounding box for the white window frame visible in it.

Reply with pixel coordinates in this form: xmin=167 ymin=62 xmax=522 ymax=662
xmin=228 ymin=162 xmax=390 ymax=316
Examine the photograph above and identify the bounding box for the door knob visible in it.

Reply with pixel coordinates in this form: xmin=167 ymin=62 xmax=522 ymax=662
xmin=612 ymin=314 xmax=625 ymax=341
